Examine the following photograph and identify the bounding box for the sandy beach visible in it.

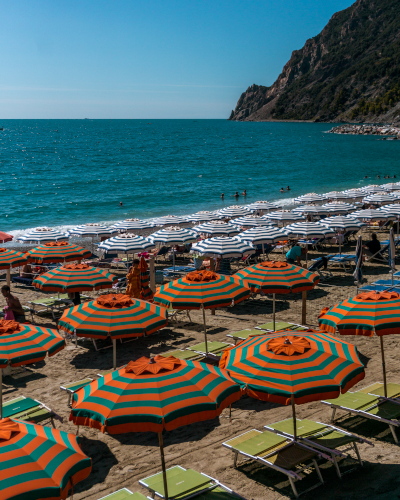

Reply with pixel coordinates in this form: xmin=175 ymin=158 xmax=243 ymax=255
xmin=2 ymin=234 xmax=400 ymax=500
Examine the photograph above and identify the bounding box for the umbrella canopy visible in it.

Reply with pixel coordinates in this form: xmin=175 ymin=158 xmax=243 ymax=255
xmin=25 ymin=242 xmax=91 ymax=264
xmin=0 ymin=418 xmax=92 ymax=500
xmin=59 ymin=294 xmax=167 ymax=339
xmin=320 ymin=202 xmax=357 ymax=214
xmin=246 ymin=201 xmax=280 ymax=211
xmin=111 ymin=218 xmax=156 ymax=231
xmin=98 ymin=234 xmax=155 ymax=254
xmin=67 ymin=223 xmax=116 ymax=238
xmin=70 ymin=355 xmax=242 ymax=434
xmin=149 ymin=227 xmax=197 ymax=245
xmin=192 ymin=221 xmax=240 ymax=237
xmin=379 ymin=203 xmax=400 ymax=216
xmin=191 ymin=237 xmax=254 ymax=258
xmin=0 ymin=248 xmax=28 ymax=270
xmin=33 ymin=263 xmax=117 ymax=292
xmin=361 ymin=185 xmax=387 ymax=193
xmin=282 ymin=222 xmax=335 ymax=239
xmin=186 ymin=211 xmax=222 ymax=222
xmin=219 ymin=331 xmax=364 ymax=405
xmin=318 ymin=216 xmax=363 ymax=232
xmin=263 ymin=211 xmax=305 ymax=224
xmin=351 ymin=209 xmax=393 ymax=221
xmin=229 ymin=215 xmax=276 ymax=227
xmin=0 ymin=232 xmax=13 ymax=243
xmin=292 ymin=205 xmax=331 ymax=216
xmin=17 ymin=227 xmax=69 ymax=244
xmin=380 ymin=183 xmax=400 ymax=191
xmin=293 ymin=193 xmax=326 ymax=204
xmin=216 ymin=205 xmax=253 ymax=218
xmin=363 ymin=193 xmax=395 ymax=205
xmin=234 ymin=227 xmax=287 ymax=245
xmin=343 ymin=189 xmax=366 ymax=199
xmin=323 ymin=191 xmax=354 ymax=201
xmin=387 ymin=190 xmax=400 ymax=198
xmin=152 ymin=215 xmax=187 ymax=226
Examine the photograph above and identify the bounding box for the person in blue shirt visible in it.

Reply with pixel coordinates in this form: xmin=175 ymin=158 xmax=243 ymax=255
xmin=286 ymin=244 xmax=306 ymax=265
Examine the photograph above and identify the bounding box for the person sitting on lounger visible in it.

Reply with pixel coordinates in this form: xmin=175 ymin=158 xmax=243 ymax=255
xmin=286 ymin=244 xmax=306 ymax=265
xmin=1 ymin=285 xmax=26 ymax=323
xmin=20 ymin=263 xmax=33 ymax=278
xmin=363 ymin=233 xmax=381 ymax=259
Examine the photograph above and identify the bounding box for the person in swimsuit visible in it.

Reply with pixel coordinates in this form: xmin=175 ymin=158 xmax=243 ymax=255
xmin=1 ymin=285 xmax=26 ymax=323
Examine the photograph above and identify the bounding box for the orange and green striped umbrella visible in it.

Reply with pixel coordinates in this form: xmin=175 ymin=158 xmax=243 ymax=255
xmin=0 ymin=418 xmax=91 ymax=499
xmin=0 ymin=248 xmax=28 ymax=270
xmin=33 ymin=263 xmax=117 ymax=292
xmin=26 ymin=241 xmax=92 ymax=264
xmin=59 ymin=294 xmax=167 ymax=339
xmin=319 ymin=290 xmax=400 ymax=397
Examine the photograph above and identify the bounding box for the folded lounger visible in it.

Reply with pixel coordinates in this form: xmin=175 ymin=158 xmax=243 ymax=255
xmin=2 ymin=395 xmax=63 ymax=427
xmin=322 ymin=382 xmax=400 ymax=444
xmin=60 ymin=378 xmax=94 ymax=406
xmin=226 ymin=329 xmax=268 ymax=344
xmin=255 ymin=321 xmax=308 ymax=332
xmin=140 ymin=465 xmax=246 ymax=500
xmin=222 ymin=429 xmax=327 ymax=498
xmin=264 ymin=418 xmax=373 ymax=478
xmin=98 ymin=489 xmax=147 ymax=500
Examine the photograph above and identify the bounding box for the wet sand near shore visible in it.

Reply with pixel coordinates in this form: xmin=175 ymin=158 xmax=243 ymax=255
xmin=2 ymin=235 xmax=400 ymax=500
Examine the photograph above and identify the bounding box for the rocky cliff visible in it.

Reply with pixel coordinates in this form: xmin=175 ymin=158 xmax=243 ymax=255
xmin=229 ymin=0 xmax=400 ymax=123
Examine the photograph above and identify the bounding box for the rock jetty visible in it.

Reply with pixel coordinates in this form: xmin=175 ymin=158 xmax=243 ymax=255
xmin=327 ymin=124 xmax=400 ymax=138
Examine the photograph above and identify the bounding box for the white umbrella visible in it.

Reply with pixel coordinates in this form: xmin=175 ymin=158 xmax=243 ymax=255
xmin=379 ymin=204 xmax=400 ymax=238
xmin=191 ymin=237 xmax=255 ymax=258
xmin=318 ymin=216 xmax=363 ymax=255
xmin=229 ymin=215 xmax=276 ymax=228
xmin=192 ymin=221 xmax=240 ymax=237
xmin=186 ymin=211 xmax=222 ymax=222
xmin=362 ymin=193 xmax=395 ymax=205
xmin=380 ymin=183 xmax=400 ymax=191
xmin=16 ymin=227 xmax=69 ymax=244
xmin=292 ymin=205 xmax=331 ymax=216
xmin=361 ymin=185 xmax=388 ymax=193
xmin=323 ymin=191 xmax=354 ymax=201
xmin=98 ymin=233 xmax=155 ymax=255
xmin=216 ymin=205 xmax=253 ymax=218
xmin=234 ymin=227 xmax=287 ymax=259
xmin=149 ymin=227 xmax=197 ymax=271
xmin=282 ymin=222 xmax=335 ymax=264
xmin=111 ymin=218 xmax=156 ymax=232
xmin=388 ymin=191 xmax=400 ymax=198
xmin=152 ymin=215 xmax=188 ymax=226
xmin=320 ymin=202 xmax=357 ymax=214
xmin=263 ymin=211 xmax=305 ymax=225
xmin=342 ymin=189 xmax=367 ymax=199
xmin=293 ymin=193 xmax=326 ymax=204
xmin=246 ymin=201 xmax=281 ymax=212
xmin=68 ymin=223 xmax=116 ymax=238
xmin=351 ymin=209 xmax=393 ymax=222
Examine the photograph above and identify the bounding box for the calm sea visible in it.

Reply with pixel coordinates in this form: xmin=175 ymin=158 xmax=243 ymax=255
xmin=1 ymin=119 xmax=399 ymax=237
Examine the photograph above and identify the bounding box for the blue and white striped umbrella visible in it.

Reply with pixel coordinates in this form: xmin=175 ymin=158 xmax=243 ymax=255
xmin=320 ymin=202 xmax=357 ymax=214
xmin=323 ymin=191 xmax=354 ymax=201
xmin=379 ymin=204 xmax=400 ymax=216
xmin=246 ymin=201 xmax=280 ymax=212
xmin=318 ymin=216 xmax=363 ymax=232
xmin=229 ymin=216 xmax=276 ymax=228
xmin=17 ymin=228 xmax=69 ymax=244
xmin=342 ymin=189 xmax=366 ymax=198
xmin=148 ymin=227 xmax=197 ymax=245
xmin=234 ymin=227 xmax=287 ymax=245
xmin=353 ymin=235 xmax=363 ymax=286
xmin=98 ymin=234 xmax=155 ymax=254
xmin=361 ymin=185 xmax=388 ymax=193
xmin=186 ymin=211 xmax=222 ymax=222
xmin=191 ymin=237 xmax=255 ymax=258
xmin=351 ymin=209 xmax=393 ymax=222
xmin=388 ymin=191 xmax=400 ymax=198
xmin=263 ymin=211 xmax=305 ymax=225
xmin=216 ymin=205 xmax=253 ymax=218
xmin=292 ymin=205 xmax=331 ymax=215
xmin=192 ymin=221 xmax=240 ymax=237
xmin=111 ymin=218 xmax=156 ymax=232
xmin=151 ymin=215 xmax=188 ymax=226
xmin=380 ymin=183 xmax=400 ymax=191
xmin=68 ymin=224 xmax=117 ymax=238
xmin=362 ymin=193 xmax=395 ymax=205
xmin=293 ymin=193 xmax=326 ymax=204
xmin=282 ymin=222 xmax=335 ymax=239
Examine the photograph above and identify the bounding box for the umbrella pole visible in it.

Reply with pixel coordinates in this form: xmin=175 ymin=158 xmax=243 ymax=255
xmin=173 ymin=250 xmax=175 ymax=272
xmin=339 ymin=233 xmax=342 ymax=257
xmin=262 ymin=243 xmax=265 ymax=261
xmin=291 ymin=394 xmax=297 ymax=441
xmin=158 ymin=432 xmax=169 ymax=500
xmin=0 ymin=368 xmax=2 ymax=420
xmin=273 ymin=294 xmax=276 ymax=331
xmin=301 ymin=291 xmax=307 ymax=325
xmin=6 ymin=267 xmax=10 ymax=287
xmin=112 ymin=339 xmax=117 ymax=370
xmin=202 ymin=305 xmax=209 ymax=356
xmin=380 ymin=336 xmax=387 ymax=397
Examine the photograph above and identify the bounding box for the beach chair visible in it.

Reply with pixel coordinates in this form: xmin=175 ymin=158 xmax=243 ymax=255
xmin=255 ymin=321 xmax=308 ymax=332
xmin=308 ymin=258 xmax=333 ymax=281
xmin=264 ymin=418 xmax=373 ymax=478
xmin=139 ymin=465 xmax=246 ymax=500
xmin=162 ymin=349 xmax=200 ymax=360
xmin=226 ymin=329 xmax=268 ymax=344
xmin=372 ymin=279 xmax=400 ymax=288
xmin=222 ymin=429 xmax=327 ymax=498
xmin=164 ymin=305 xmax=191 ymax=324
xmin=154 ymin=246 xmax=170 ymax=262
xmin=60 ymin=378 xmax=94 ymax=406
xmin=29 ymin=296 xmax=73 ymax=321
xmin=2 ymin=395 xmax=63 ymax=427
xmin=357 ymin=285 xmax=400 ymax=293
xmin=98 ymin=489 xmax=146 ymax=500
xmin=11 ymin=276 xmax=34 ymax=288
xmin=187 ymin=341 xmax=232 ymax=359
xmin=299 ymin=237 xmax=326 ymax=251
xmin=326 ymin=254 xmax=356 ymax=272
xmin=322 ymin=382 xmax=400 ymax=444
xmin=364 ymin=238 xmax=399 ymax=264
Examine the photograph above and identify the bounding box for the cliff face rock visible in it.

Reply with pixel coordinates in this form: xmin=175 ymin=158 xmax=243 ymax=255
xmin=229 ymin=0 xmax=400 ymax=123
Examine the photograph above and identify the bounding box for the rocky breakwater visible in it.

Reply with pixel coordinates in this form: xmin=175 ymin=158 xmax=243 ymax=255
xmin=327 ymin=124 xmax=400 ymax=138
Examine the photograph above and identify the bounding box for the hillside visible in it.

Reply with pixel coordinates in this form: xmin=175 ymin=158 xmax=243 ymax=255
xmin=229 ymin=0 xmax=400 ymax=123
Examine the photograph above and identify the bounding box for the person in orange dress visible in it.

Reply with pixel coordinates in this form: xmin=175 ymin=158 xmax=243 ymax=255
xmin=126 ymin=259 xmax=141 ymax=298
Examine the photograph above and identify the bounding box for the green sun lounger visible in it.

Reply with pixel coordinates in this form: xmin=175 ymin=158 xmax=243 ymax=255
xmin=255 ymin=321 xmax=308 ymax=332
xmin=2 ymin=395 xmax=63 ymax=427
xmin=187 ymin=341 xmax=232 ymax=359
xmin=164 ymin=349 xmax=200 ymax=360
xmin=322 ymin=383 xmax=400 ymax=444
xmin=222 ymin=429 xmax=327 ymax=498
xmin=98 ymin=489 xmax=146 ymax=500
xmin=60 ymin=378 xmax=94 ymax=406
xmin=226 ymin=329 xmax=268 ymax=344
xmin=264 ymin=418 xmax=373 ymax=477
xmin=139 ymin=465 xmax=245 ymax=500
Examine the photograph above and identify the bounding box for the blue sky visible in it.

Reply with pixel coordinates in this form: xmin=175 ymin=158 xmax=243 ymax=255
xmin=1 ymin=0 xmax=354 ymax=119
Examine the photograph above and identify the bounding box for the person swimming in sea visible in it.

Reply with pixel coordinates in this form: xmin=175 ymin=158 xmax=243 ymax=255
xmin=234 ymin=191 xmax=239 ymax=198
xmin=221 ymin=193 xmax=224 ymax=199
xmin=287 ymin=186 xmax=290 ymax=191
xmin=280 ymin=187 xmax=284 ymax=193
xmin=120 ymin=201 xmax=123 ymax=206
xmin=242 ymin=190 xmax=247 ymax=196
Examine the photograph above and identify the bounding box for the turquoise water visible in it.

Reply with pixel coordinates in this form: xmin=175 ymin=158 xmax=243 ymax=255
xmin=1 ymin=119 xmax=399 ymax=236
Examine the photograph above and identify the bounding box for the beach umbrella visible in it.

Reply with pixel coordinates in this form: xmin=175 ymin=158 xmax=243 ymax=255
xmin=235 ymin=260 xmax=319 ymax=328
xmin=246 ymin=201 xmax=281 ymax=212
xmin=343 ymin=189 xmax=366 ymax=199
xmin=234 ymin=227 xmax=288 ymax=259
xmin=388 ymin=190 xmax=400 ymax=198
xmin=0 ymin=418 xmax=92 ymax=499
xmin=351 ymin=209 xmax=393 ymax=222
xmin=98 ymin=233 xmax=155 ymax=255
xmin=380 ymin=183 xmax=400 ymax=191
xmin=263 ymin=210 xmax=305 ymax=226
xmin=111 ymin=218 xmax=156 ymax=232
xmin=219 ymin=331 xmax=364 ymax=440
xmin=152 ymin=215 xmax=187 ymax=226
xmin=216 ymin=205 xmax=253 ymax=218
xmin=149 ymin=227 xmax=197 ymax=271
xmin=0 ymin=232 xmax=13 ymax=243
xmin=229 ymin=215 xmax=276 ymax=228
xmin=282 ymin=223 xmax=335 ymax=263
xmin=320 ymin=202 xmax=357 ymax=214
xmin=190 ymin=236 xmax=255 ymax=258
xmin=25 ymin=241 xmax=92 ymax=264
xmin=0 ymin=320 xmax=65 ymax=418
xmin=319 ymin=290 xmax=400 ymax=397
xmin=0 ymin=248 xmax=28 ymax=286
xmin=293 ymin=193 xmax=326 ymax=204
xmin=318 ymin=216 xmax=363 ymax=255
xmin=362 ymin=193 xmax=395 ymax=205
xmin=323 ymin=191 xmax=354 ymax=201
xmin=33 ymin=263 xmax=117 ymax=292
xmin=192 ymin=221 xmax=240 ymax=237
xmin=70 ymin=355 xmax=242 ymax=499
xmin=59 ymin=294 xmax=167 ymax=369
xmin=186 ymin=211 xmax=222 ymax=222
xmin=353 ymin=235 xmax=363 ymax=289
xmin=379 ymin=204 xmax=400 ymax=238
xmin=291 ymin=205 xmax=331 ymax=216
xmin=361 ymin=185 xmax=387 ymax=193
xmin=154 ymin=270 xmax=250 ymax=355
xmin=68 ymin=223 xmax=117 ymax=238
xmin=17 ymin=227 xmax=69 ymax=244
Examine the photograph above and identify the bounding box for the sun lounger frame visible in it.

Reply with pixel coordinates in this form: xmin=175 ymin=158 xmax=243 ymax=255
xmin=3 ymin=395 xmax=63 ymax=427
xmin=60 ymin=378 xmax=94 ymax=406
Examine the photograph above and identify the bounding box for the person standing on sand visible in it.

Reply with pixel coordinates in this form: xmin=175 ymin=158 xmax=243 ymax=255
xmin=126 ymin=259 xmax=141 ymax=298
xmin=1 ymin=285 xmax=26 ymax=323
